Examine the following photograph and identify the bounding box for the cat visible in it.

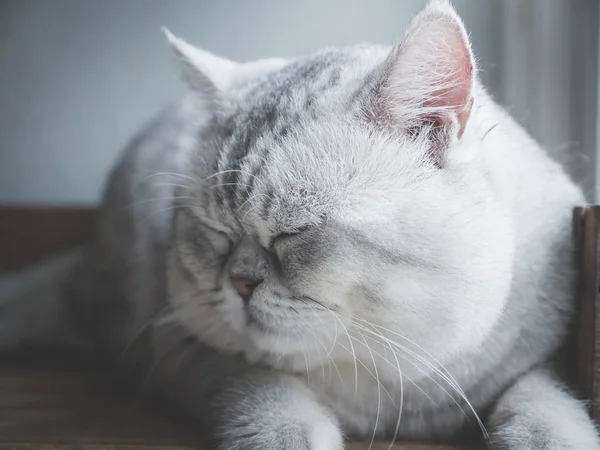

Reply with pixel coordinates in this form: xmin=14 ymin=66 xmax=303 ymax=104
xmin=2 ymin=0 xmax=599 ymax=448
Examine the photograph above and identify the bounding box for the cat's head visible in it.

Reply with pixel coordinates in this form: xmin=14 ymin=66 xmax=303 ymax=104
xmin=165 ymin=0 xmax=515 ymax=379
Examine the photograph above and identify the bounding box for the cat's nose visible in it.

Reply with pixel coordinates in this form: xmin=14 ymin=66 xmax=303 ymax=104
xmin=230 ymin=276 xmax=262 ymax=303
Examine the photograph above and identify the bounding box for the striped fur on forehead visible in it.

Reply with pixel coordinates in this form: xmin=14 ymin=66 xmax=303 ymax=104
xmin=198 ymin=48 xmax=389 ymax=222
xmin=212 ymin=49 xmax=359 ymax=204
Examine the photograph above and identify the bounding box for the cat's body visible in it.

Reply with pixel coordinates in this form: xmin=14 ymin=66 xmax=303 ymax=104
xmin=66 ymin=84 xmax=580 ymax=442
xmin=2 ymin=1 xmax=599 ymax=448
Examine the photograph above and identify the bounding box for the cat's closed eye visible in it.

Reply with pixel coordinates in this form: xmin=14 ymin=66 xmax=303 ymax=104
xmin=269 ymin=233 xmax=298 ymax=253
xmin=270 ymin=226 xmax=312 ymax=249
xmin=195 ymin=222 xmax=232 ymax=255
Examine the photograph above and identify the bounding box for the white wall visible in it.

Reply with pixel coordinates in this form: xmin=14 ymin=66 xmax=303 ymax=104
xmin=0 ymin=0 xmax=494 ymax=204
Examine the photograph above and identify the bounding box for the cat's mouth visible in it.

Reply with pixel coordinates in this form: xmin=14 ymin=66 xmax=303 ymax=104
xmin=243 ymin=309 xmax=291 ymax=354
xmin=245 ymin=307 xmax=280 ymax=335
xmin=243 ymin=306 xmax=309 ymax=355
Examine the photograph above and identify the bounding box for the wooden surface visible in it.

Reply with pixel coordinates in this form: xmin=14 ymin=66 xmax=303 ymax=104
xmin=0 ymin=355 xmax=470 ymax=450
xmin=0 ymin=353 xmax=198 ymax=448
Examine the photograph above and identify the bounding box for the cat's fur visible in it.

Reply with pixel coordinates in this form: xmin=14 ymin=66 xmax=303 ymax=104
xmin=2 ymin=1 xmax=599 ymax=448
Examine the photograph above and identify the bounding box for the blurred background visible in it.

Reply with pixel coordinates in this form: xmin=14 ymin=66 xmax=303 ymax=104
xmin=0 ymin=0 xmax=598 ymax=203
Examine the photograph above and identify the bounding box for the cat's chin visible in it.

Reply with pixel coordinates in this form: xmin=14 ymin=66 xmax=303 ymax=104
xmin=245 ymin=319 xmax=317 ymax=360
xmin=242 ymin=342 xmax=310 ymax=373
xmin=246 ymin=322 xmax=293 ymax=352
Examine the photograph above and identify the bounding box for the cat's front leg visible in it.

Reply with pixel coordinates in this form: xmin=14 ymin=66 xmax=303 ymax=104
xmin=487 ymin=368 xmax=600 ymax=449
xmin=152 ymin=337 xmax=342 ymax=450
xmin=211 ymin=372 xmax=343 ymax=450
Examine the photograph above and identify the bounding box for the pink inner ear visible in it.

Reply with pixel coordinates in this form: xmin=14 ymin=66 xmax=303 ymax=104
xmin=423 ymin=21 xmax=474 ymax=137
xmin=423 ymin=21 xmax=473 ymax=113
xmin=375 ymin=7 xmax=476 ymax=139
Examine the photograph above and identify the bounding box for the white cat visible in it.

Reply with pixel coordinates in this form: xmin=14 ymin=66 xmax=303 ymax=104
xmin=2 ymin=1 xmax=598 ymax=448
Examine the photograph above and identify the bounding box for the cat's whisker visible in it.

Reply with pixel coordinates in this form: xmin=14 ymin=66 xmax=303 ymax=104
xmin=355 ymin=317 xmax=464 ymax=389
xmin=330 ymin=312 xmax=359 ymax=397
xmin=143 ymin=172 xmax=197 ymax=182
xmin=342 ymin=326 xmax=434 ymax=410
xmin=292 ymin=327 xmax=311 ymax=382
xmin=342 ymin=333 xmax=403 ymax=410
xmin=236 ymin=193 xmax=274 ymax=213
xmin=150 ymin=182 xmax=191 ymax=190
xmin=303 ymin=330 xmax=313 ymax=384
xmin=335 ymin=338 xmax=398 ymax=407
xmin=373 ymin=328 xmax=404 ymax=450
xmin=209 ymin=182 xmax=254 ymax=190
xmin=355 ymin=330 xmax=382 ymax=450
xmin=204 ymin=169 xmax=260 ymax=183
xmin=321 ymin=316 xmax=398 ymax=407
xmin=146 ymin=203 xmax=197 ymax=219
xmin=241 ymin=204 xmax=263 ymax=222
xmin=353 ymin=321 xmax=490 ymax=442
xmin=352 ymin=325 xmax=437 ymax=406
xmin=297 ymin=305 xmax=344 ymax=387
xmin=121 ymin=303 xmax=175 ymax=359
xmin=296 ymin=316 xmax=327 ymax=383
xmin=305 ymin=326 xmax=329 ymax=383
xmin=354 ymin=323 xmax=467 ymax=412
xmin=355 ymin=317 xmax=478 ymax=418
xmin=321 ymin=318 xmax=363 ymax=390
xmin=124 ymin=196 xmax=195 ymax=210
xmin=369 ymin=320 xmax=472 ymax=403
xmin=315 ymin=307 xmax=342 ymax=358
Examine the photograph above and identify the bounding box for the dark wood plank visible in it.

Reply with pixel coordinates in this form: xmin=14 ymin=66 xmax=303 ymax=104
xmin=0 ymin=365 xmax=199 ymax=446
xmin=0 ymin=443 xmax=189 ymax=450
xmin=574 ymin=206 xmax=600 ymax=423
xmin=0 ymin=205 xmax=96 ymax=272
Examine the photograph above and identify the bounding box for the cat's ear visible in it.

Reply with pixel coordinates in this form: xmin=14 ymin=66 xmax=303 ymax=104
xmin=163 ymin=28 xmax=237 ymax=100
xmin=372 ymin=0 xmax=475 ymax=160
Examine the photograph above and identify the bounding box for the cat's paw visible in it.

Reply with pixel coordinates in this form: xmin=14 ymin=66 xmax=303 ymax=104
xmin=216 ymin=412 xmax=343 ymax=450
xmin=487 ymin=369 xmax=600 ymax=450
xmin=214 ymin=375 xmax=343 ymax=450
xmin=488 ymin=411 xmax=600 ymax=450
xmin=216 ymin=424 xmax=343 ymax=450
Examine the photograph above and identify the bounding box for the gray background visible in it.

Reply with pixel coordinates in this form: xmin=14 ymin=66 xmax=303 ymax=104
xmin=0 ymin=0 xmax=596 ymax=203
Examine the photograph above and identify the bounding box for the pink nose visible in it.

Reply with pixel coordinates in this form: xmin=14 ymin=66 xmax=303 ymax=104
xmin=231 ymin=277 xmax=260 ymax=303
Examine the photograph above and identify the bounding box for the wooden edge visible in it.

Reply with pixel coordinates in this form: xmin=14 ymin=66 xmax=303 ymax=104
xmin=0 ymin=445 xmax=466 ymax=450
xmin=0 ymin=446 xmax=190 ymax=450
xmin=0 ymin=445 xmax=465 ymax=450
xmin=0 ymin=205 xmax=96 ymax=272
xmin=574 ymin=206 xmax=600 ymax=424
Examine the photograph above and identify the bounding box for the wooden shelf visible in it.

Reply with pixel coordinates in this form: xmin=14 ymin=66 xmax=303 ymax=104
xmin=0 ymin=353 xmax=471 ymax=449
